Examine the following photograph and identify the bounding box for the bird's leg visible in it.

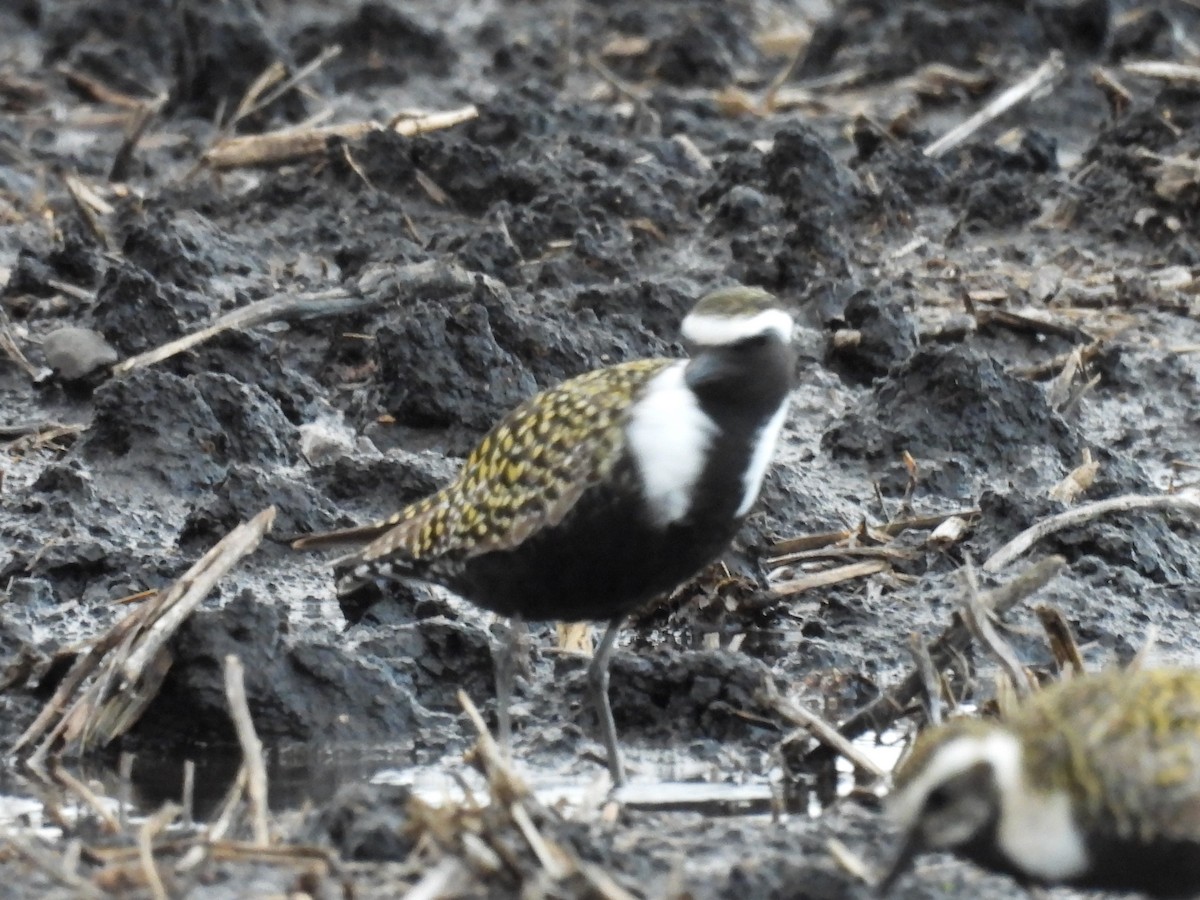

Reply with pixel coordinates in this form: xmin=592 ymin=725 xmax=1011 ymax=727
xmin=494 ymin=615 xmax=525 ymax=760
xmin=587 ymin=616 xmax=626 ymax=787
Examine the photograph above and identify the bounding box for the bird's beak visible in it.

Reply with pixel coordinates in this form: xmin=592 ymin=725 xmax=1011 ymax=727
xmin=683 ymin=352 xmax=728 ymax=390
xmin=875 ymin=828 xmax=920 ymax=895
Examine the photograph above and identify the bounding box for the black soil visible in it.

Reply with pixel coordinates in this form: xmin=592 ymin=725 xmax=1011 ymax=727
xmin=3 ymin=0 xmax=1200 ymax=897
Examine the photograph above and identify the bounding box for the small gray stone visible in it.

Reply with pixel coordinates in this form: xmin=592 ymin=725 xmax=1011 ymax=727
xmin=42 ymin=327 xmax=118 ymax=381
xmin=1029 ymin=264 xmax=1064 ymax=303
xmin=298 ymin=421 xmax=354 ymax=466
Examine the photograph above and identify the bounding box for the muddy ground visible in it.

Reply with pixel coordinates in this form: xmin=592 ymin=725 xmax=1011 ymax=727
xmin=2 ymin=0 xmax=1200 ymax=897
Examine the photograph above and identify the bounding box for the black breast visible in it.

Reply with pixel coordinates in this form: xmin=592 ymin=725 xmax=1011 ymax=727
xmin=448 ymin=333 xmax=796 ymax=622
xmin=1075 ymin=835 xmax=1200 ymax=897
xmin=445 ymin=455 xmax=741 ymax=621
xmin=959 ymin=824 xmax=1200 ymax=897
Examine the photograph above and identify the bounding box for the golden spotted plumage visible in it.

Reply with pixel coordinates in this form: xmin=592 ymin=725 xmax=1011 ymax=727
xmin=345 ymin=358 xmax=675 ymax=569
xmin=896 ymin=668 xmax=1200 ymax=845
xmin=1013 ymin=668 xmax=1200 ymax=844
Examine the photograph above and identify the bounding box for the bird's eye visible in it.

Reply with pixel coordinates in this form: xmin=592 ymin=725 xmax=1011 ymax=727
xmin=924 ymin=785 xmax=953 ymax=812
xmin=740 ymin=333 xmax=769 ymax=348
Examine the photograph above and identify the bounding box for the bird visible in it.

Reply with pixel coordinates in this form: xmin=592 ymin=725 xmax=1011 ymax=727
xmin=292 ymin=285 xmax=795 ymax=786
xmin=880 ymin=667 xmax=1200 ymax=897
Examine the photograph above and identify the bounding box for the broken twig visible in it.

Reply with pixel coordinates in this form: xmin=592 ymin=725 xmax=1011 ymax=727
xmin=830 ymin=556 xmax=1066 ymax=743
xmin=137 ymin=803 xmax=179 ymax=900
xmin=203 ymin=105 xmax=477 ymax=169
xmin=224 ymin=655 xmax=271 ymax=847
xmin=960 ymin=559 xmax=1034 ymax=697
xmin=14 ymin=508 xmax=276 ymax=761
xmin=925 ymin=52 xmax=1064 ymax=158
xmin=1035 ymin=605 xmax=1085 ymax=676
xmin=771 ymin=559 xmax=890 ymax=596
xmin=983 ymin=491 xmax=1200 ymax=573
xmin=112 ymin=260 xmax=506 ymax=376
xmin=768 ymin=508 xmax=980 ymax=558
xmin=760 ymin=680 xmax=886 ymax=779
xmin=906 ymin=634 xmax=942 ymax=727
xmin=1122 ymin=60 xmax=1200 ymax=84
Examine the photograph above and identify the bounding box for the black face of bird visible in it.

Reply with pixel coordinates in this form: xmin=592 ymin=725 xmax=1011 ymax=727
xmin=879 ymin=761 xmax=1002 ymax=893
xmin=683 ymin=330 xmax=795 ymax=415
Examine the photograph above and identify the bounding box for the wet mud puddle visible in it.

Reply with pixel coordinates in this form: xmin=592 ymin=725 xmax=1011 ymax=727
xmin=0 ymin=730 xmax=907 ymax=837
xmin=378 ymin=732 xmax=906 ymax=816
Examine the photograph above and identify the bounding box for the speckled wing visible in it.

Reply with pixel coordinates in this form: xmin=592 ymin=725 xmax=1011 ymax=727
xmin=1019 ymin=669 xmax=1200 ymax=844
xmin=335 ymin=358 xmax=675 ymax=579
xmin=1093 ymin=672 xmax=1200 ymax=844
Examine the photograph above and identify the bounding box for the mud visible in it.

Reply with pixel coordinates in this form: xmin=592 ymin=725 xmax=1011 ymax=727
xmin=3 ymin=0 xmax=1200 ymax=897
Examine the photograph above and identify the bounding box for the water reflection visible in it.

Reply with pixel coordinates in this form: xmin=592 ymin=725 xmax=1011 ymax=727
xmin=1 ymin=727 xmax=907 ymax=832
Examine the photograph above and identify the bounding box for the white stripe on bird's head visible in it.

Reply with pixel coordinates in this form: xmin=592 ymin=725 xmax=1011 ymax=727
xmin=681 ymin=286 xmax=793 ymax=347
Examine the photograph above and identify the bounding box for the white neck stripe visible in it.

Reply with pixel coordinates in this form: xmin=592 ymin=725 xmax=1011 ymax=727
xmin=626 ymin=362 xmax=718 ymax=526
xmin=736 ymin=401 xmax=788 ymax=517
xmin=681 ymin=309 xmax=793 ymax=346
xmin=889 ymin=733 xmax=1090 ymax=882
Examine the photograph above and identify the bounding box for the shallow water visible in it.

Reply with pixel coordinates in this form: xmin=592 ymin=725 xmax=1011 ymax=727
xmin=0 ymin=724 xmax=909 ymax=842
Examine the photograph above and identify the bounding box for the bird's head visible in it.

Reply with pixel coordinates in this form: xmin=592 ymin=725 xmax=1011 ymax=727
xmin=681 ymin=286 xmax=794 ymax=351
xmin=679 ymin=286 xmax=795 ymax=408
xmin=879 ymin=722 xmax=1012 ymax=893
